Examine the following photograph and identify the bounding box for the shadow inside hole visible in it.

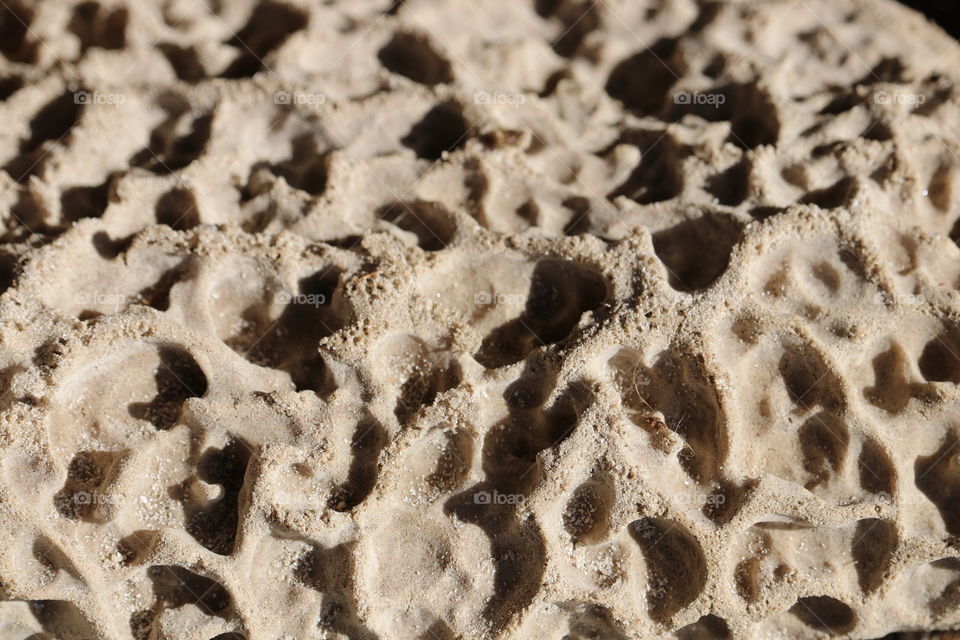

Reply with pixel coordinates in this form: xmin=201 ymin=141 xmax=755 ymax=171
xmin=606 ymin=130 xmax=685 ymax=204
xmin=179 ymin=439 xmax=251 ymax=555
xmin=221 ymin=0 xmax=308 ymax=78
xmin=155 ymin=186 xmax=200 ymax=230
xmin=789 ymin=596 xmax=855 ymax=635
xmin=474 ymin=259 xmax=607 ymax=368
xmin=61 ymin=173 xmax=119 ymax=224
xmin=377 ymin=32 xmax=453 ymax=85
xmin=130 ymin=95 xmax=212 ymax=175
xmin=651 ymin=213 xmax=742 ymax=291
xmin=68 ymin=1 xmax=128 ymax=52
xmin=146 ymin=565 xmax=233 ymax=616
xmin=0 ymin=1 xmax=39 ymax=63
xmin=0 ymin=75 xmax=24 ymax=101
xmin=401 ymin=102 xmax=471 ymax=160
xmin=159 ymin=43 xmax=207 ymax=82
xmin=327 ymin=415 xmax=387 ymax=512
xmin=377 ymin=200 xmax=455 ymax=250
xmin=231 ymin=267 xmax=344 ymax=395
xmin=257 ymin=134 xmax=329 ymax=196
xmin=605 ymin=38 xmax=684 ymax=116
xmin=128 ymin=346 xmax=208 ymax=429
xmin=4 ymin=91 xmax=83 ymax=183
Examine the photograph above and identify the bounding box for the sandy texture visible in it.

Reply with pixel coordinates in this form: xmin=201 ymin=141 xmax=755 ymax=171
xmin=0 ymin=0 xmax=959 ymax=638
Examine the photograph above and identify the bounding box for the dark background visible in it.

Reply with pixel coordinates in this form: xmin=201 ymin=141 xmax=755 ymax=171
xmin=898 ymin=0 xmax=959 ymax=37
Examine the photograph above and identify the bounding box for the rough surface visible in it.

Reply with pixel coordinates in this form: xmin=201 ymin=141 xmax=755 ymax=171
xmin=0 ymin=0 xmax=959 ymax=638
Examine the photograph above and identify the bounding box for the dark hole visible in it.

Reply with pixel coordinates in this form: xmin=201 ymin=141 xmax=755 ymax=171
xmin=221 ymin=1 xmax=308 ymax=77
xmin=159 ymin=43 xmax=207 ymax=82
xmin=155 ymin=187 xmax=200 ymax=230
xmin=605 ymin=39 xmax=683 ymax=115
xmin=377 ymin=32 xmax=453 ymax=85
xmin=61 ymin=176 xmax=114 ymax=223
xmin=401 ymin=102 xmax=471 ymax=160
xmin=0 ymin=75 xmax=23 ymax=101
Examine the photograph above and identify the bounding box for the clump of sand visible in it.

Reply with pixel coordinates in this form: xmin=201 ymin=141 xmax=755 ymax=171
xmin=0 ymin=0 xmax=960 ymax=638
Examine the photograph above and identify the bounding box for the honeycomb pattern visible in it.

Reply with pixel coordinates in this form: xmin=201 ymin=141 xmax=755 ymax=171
xmin=0 ymin=0 xmax=959 ymax=638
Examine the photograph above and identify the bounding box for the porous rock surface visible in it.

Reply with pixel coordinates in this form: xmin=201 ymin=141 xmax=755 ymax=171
xmin=0 ymin=0 xmax=959 ymax=638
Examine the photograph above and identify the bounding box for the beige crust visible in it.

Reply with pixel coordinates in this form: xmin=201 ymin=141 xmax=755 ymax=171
xmin=0 ymin=0 xmax=959 ymax=638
